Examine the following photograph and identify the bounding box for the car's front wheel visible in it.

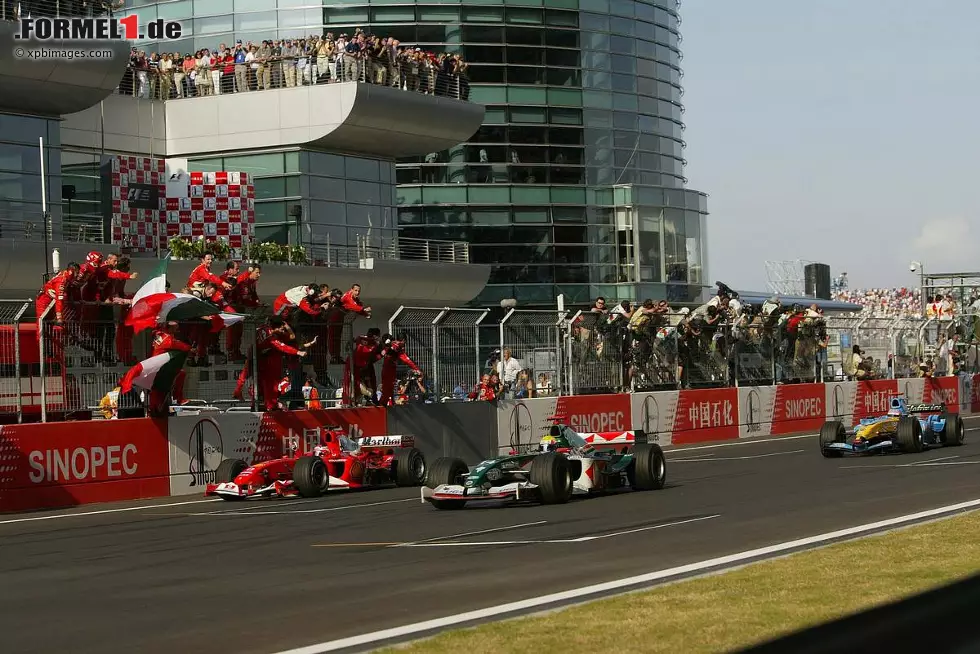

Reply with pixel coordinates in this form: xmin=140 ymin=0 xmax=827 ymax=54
xmin=942 ymin=413 xmax=965 ymax=447
xmin=529 ymin=453 xmax=573 ymax=504
xmin=293 ymin=456 xmax=329 ymax=498
xmin=896 ymin=417 xmax=924 ymax=454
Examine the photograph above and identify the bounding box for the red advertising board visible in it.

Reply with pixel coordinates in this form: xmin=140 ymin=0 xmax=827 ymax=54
xmin=853 ymin=379 xmax=899 ymax=420
xmin=771 ymin=383 xmax=826 ymax=435
xmin=0 ymin=418 xmax=170 ymax=512
xmin=256 ymin=407 xmax=389 ymax=461
xmin=673 ymin=388 xmax=738 ymax=444
xmin=554 ymin=394 xmax=632 ymax=433
xmin=973 ymin=375 xmax=980 ymax=413
xmin=924 ymin=376 xmax=959 ymax=412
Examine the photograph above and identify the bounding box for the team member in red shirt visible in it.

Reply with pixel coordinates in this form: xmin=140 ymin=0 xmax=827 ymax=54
xmin=273 ymin=284 xmax=329 ymax=318
xmin=36 ymin=262 xmax=79 ymax=334
xmin=81 ymin=253 xmax=139 ymax=361
xmin=148 ymin=322 xmax=192 ymax=415
xmin=342 ymin=328 xmax=383 ymax=406
xmin=108 ymin=256 xmax=138 ymax=365
xmin=378 ymin=333 xmax=421 ymax=407
xmin=255 ymin=317 xmax=307 ymax=411
xmin=186 ymin=253 xmax=231 ymax=292
xmin=226 ymin=263 xmax=262 ymax=360
xmin=329 ymin=284 xmax=372 ymax=361
xmin=340 ymin=283 xmax=372 ymax=317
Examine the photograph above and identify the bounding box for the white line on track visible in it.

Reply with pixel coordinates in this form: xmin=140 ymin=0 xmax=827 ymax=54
xmin=396 ymin=521 xmax=548 ymax=547
xmin=667 ymin=433 xmax=815 ymax=451
xmin=273 ymin=498 xmax=980 ymax=654
xmin=0 ymin=498 xmax=222 ymax=526
xmin=904 ymin=455 xmax=961 ymax=466
xmin=842 ymin=459 xmax=980 ymax=469
xmin=667 ymin=452 xmax=716 ymax=461
xmin=670 ymin=450 xmax=804 ymax=463
xmin=196 ymin=497 xmax=416 ymax=516
xmin=398 ymin=515 xmax=720 ymax=547
xmin=666 ymin=419 xmax=980 ymax=454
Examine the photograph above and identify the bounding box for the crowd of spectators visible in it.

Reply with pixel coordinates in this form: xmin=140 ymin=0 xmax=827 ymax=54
xmin=832 ymin=287 xmax=923 ymax=318
xmin=118 ymin=31 xmax=469 ymax=101
xmin=569 ymin=284 xmax=832 ymax=390
xmin=831 ymin=282 xmax=980 ymax=320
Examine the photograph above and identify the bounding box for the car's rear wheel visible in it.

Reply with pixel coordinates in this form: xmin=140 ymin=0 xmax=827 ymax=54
xmin=392 ymin=447 xmax=426 ymax=486
xmin=896 ymin=417 xmax=924 ymax=454
xmin=941 ymin=413 xmax=965 ymax=447
xmin=819 ymin=421 xmax=846 ymax=458
xmin=529 ymin=453 xmax=573 ymax=504
xmin=292 ymin=456 xmax=329 ymax=498
xmin=215 ymin=458 xmax=247 ymax=483
xmin=631 ymin=443 xmax=667 ymax=490
xmin=426 ymin=457 xmax=469 ymax=510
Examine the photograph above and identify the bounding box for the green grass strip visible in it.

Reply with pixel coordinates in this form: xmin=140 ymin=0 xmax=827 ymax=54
xmin=378 ymin=511 xmax=980 ymax=654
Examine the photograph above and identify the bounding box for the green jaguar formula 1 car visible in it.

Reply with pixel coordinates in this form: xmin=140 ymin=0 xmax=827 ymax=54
xmin=420 ymin=422 xmax=667 ymax=510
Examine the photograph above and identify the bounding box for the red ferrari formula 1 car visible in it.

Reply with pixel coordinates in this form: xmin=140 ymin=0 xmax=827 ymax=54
xmin=205 ymin=427 xmax=426 ymax=501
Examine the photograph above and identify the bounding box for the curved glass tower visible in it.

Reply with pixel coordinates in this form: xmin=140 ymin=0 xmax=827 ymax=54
xmin=121 ymin=0 xmax=708 ymax=306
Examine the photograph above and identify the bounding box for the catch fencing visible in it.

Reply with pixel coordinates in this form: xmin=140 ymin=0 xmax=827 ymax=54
xmin=9 ymin=301 xmax=980 ymax=423
xmin=499 ymin=308 xmax=566 ymax=397
xmin=389 ymin=307 xmax=489 ymax=399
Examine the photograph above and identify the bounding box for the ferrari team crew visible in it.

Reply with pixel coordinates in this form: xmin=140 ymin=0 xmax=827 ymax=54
xmin=40 ymin=250 xmax=422 ymax=415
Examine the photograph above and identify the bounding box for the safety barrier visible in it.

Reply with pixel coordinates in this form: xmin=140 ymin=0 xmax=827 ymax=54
xmin=3 ymin=375 xmax=977 ymax=513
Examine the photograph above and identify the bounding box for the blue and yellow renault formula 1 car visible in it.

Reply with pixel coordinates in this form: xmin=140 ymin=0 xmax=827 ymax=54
xmin=820 ymin=396 xmax=964 ymax=458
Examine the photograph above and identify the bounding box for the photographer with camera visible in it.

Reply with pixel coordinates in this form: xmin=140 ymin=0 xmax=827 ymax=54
xmin=379 ymin=331 xmax=422 ymax=406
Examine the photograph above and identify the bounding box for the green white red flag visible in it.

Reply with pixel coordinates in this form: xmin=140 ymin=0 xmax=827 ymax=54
xmin=126 ymin=292 xmax=231 ymax=334
xmin=120 ymin=349 xmax=190 ymax=394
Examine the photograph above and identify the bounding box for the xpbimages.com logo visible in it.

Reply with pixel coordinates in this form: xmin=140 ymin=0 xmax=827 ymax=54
xmin=14 ymin=15 xmax=182 ymax=41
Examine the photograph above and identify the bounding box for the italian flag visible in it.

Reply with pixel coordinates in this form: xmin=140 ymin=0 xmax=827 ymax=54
xmin=120 ymin=350 xmax=190 ymax=395
xmin=126 ymin=292 xmax=231 ymax=334
xmin=131 ymin=256 xmax=169 ymax=307
xmin=208 ymin=312 xmax=246 ymax=333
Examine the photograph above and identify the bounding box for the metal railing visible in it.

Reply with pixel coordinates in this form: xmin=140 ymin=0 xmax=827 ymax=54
xmin=305 ymin=235 xmax=470 ymax=267
xmin=1 ymin=0 xmax=113 ymax=21
xmin=1 ymin=211 xmax=471 ymax=268
xmin=10 ymin=303 xmax=980 ymax=423
xmin=117 ymin=53 xmax=470 ymax=102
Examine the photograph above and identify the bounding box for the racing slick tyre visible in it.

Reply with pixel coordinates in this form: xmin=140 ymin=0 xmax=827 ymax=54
xmin=941 ymin=413 xmax=965 ymax=447
xmin=215 ymin=458 xmax=247 ymax=483
xmin=426 ymin=457 xmax=469 ymax=510
xmin=630 ymin=443 xmax=667 ymax=490
xmin=392 ymin=447 xmax=427 ymax=487
xmin=896 ymin=417 xmax=924 ymax=454
xmin=292 ymin=456 xmax=330 ymax=498
xmin=529 ymin=452 xmax=573 ymax=504
xmin=819 ymin=421 xmax=846 ymax=458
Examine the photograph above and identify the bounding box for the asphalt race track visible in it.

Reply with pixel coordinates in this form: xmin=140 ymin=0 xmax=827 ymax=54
xmin=4 ymin=419 xmax=980 ymax=654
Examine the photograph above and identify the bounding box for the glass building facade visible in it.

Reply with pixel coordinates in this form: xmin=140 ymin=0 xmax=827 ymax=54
xmin=119 ymin=0 xmax=708 ymax=305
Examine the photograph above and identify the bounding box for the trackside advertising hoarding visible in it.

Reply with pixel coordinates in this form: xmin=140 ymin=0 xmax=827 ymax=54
xmin=0 ymin=377 xmax=975 ymax=513
xmin=0 ymin=419 xmax=170 ymax=512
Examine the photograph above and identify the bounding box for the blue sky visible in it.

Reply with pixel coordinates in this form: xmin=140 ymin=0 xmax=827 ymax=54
xmin=679 ymin=0 xmax=980 ymax=292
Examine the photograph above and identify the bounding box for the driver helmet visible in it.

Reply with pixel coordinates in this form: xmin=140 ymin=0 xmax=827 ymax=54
xmin=539 ymin=435 xmax=558 ymax=452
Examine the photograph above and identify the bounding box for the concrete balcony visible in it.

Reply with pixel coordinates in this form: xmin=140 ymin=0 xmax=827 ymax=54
xmin=0 ymin=19 xmax=131 ymax=117
xmin=62 ymin=79 xmax=485 ymax=159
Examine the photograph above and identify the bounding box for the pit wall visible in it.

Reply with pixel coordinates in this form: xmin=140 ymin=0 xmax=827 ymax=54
xmin=1 ymin=376 xmax=976 ymax=512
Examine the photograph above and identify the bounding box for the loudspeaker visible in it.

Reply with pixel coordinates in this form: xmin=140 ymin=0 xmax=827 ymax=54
xmin=805 ymin=263 xmax=831 ymax=300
